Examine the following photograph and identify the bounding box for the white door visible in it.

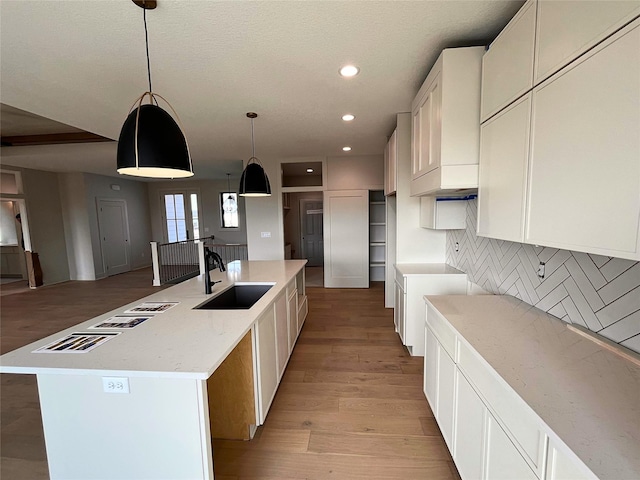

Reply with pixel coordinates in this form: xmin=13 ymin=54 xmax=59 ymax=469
xmin=300 ymin=199 xmax=323 ymax=267
xmin=97 ymin=199 xmax=130 ymax=276
xmin=323 ymin=190 xmax=369 ymax=288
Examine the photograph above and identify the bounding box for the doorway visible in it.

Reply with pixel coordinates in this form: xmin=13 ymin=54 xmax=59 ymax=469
xmin=0 ymin=199 xmax=28 ymax=283
xmin=97 ymin=198 xmax=131 ymax=276
xmin=282 ymin=192 xmax=324 ymax=287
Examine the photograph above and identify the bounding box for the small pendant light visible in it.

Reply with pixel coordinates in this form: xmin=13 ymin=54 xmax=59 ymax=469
xmin=222 ymin=173 xmax=237 ymax=213
xmin=239 ymin=112 xmax=271 ymax=197
xmin=116 ymin=0 xmax=194 ymax=178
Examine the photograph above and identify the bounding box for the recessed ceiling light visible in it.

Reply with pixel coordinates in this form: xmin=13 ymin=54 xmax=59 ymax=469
xmin=342 ymin=114 xmax=355 ymax=122
xmin=339 ymin=65 xmax=359 ymax=77
xmin=342 ymin=146 xmax=352 ymax=152
xmin=306 ymin=168 xmax=314 ymax=173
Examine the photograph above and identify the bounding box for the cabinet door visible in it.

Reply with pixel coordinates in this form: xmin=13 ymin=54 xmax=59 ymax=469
xmin=437 ymin=345 xmax=456 ymax=452
xmin=454 ymin=372 xmax=486 ymax=480
xmin=535 ymin=0 xmax=640 ymax=83
xmin=412 ymin=75 xmax=442 ymax=179
xmin=527 ymin=20 xmax=640 ymax=260
xmin=423 ymin=325 xmax=438 ymax=413
xmin=394 ymin=281 xmax=406 ymax=342
xmin=274 ymin=292 xmax=289 ymax=380
xmin=256 ymin=306 xmax=278 ymax=423
xmin=485 ymin=414 xmax=538 ymax=480
xmin=384 ymin=129 xmax=397 ymax=196
xmin=481 ymin=0 xmax=536 ymax=121
xmin=477 ymin=94 xmax=531 ymax=243
xmin=287 ymin=290 xmax=298 ymax=354
xmin=546 ymin=441 xmax=598 ymax=480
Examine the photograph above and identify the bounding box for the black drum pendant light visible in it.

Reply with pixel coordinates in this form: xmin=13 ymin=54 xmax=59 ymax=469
xmin=117 ymin=0 xmax=193 ymax=178
xmin=239 ymin=113 xmax=271 ymax=197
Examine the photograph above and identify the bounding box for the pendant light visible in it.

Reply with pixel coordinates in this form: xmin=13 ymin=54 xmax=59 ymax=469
xmin=239 ymin=112 xmax=271 ymax=197
xmin=116 ymin=0 xmax=194 ymax=178
xmin=222 ymin=173 xmax=237 ymax=213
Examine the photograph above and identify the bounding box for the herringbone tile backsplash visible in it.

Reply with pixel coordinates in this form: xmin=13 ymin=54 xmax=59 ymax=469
xmin=446 ymin=199 xmax=640 ymax=355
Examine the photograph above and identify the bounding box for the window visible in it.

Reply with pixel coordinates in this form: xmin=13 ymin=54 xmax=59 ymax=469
xmin=165 ymin=194 xmax=187 ymax=242
xmin=220 ymin=192 xmax=238 ymax=228
xmin=164 ymin=192 xmax=200 ymax=242
xmin=190 ymin=193 xmax=200 ymax=239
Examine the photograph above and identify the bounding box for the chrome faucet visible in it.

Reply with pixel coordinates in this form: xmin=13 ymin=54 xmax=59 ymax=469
xmin=204 ymin=247 xmax=225 ymax=294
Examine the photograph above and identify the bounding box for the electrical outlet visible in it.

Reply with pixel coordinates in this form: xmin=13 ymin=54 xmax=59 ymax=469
xmin=455 ymin=242 xmax=460 ymax=252
xmin=261 ymin=232 xmax=271 ymax=238
xmin=537 ymin=262 xmax=546 ymax=279
xmin=102 ymin=377 xmax=130 ymax=394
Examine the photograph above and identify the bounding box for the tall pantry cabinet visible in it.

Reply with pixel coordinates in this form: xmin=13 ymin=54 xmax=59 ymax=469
xmin=384 ymin=113 xmax=447 ymax=307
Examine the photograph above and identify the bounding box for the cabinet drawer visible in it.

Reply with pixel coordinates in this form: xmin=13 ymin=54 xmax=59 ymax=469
xmin=457 ymin=339 xmax=545 ymax=475
xmin=425 ymin=304 xmax=456 ymax=359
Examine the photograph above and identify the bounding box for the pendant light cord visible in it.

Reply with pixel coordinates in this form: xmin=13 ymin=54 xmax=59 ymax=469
xmin=143 ymin=6 xmax=152 ymax=93
xmin=250 ymin=117 xmax=256 ymax=158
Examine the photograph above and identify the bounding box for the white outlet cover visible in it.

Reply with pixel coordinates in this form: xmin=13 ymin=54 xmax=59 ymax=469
xmin=261 ymin=232 xmax=271 ymax=238
xmin=102 ymin=376 xmax=130 ymax=394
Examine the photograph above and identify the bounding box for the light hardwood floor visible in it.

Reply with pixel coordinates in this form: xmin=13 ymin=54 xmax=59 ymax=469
xmin=0 ymin=271 xmax=459 ymax=479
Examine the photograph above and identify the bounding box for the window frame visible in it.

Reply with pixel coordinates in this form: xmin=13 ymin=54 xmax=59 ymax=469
xmin=220 ymin=191 xmax=239 ymax=229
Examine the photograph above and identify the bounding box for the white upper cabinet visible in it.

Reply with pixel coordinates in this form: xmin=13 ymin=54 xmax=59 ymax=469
xmin=526 ymin=20 xmax=640 ymax=259
xmin=477 ymin=94 xmax=531 ymax=243
xmin=481 ymin=0 xmax=536 ymax=122
xmin=534 ymin=0 xmax=640 ymax=84
xmin=410 ymin=47 xmax=484 ymax=196
xmin=479 ymin=1 xmax=640 ymax=261
xmin=384 ymin=129 xmax=397 ymax=196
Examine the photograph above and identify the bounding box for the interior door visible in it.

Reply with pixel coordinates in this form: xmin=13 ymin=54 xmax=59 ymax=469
xmin=323 ymin=190 xmax=369 ymax=288
xmin=300 ymin=199 xmax=323 ymax=267
xmin=97 ymin=199 xmax=131 ymax=276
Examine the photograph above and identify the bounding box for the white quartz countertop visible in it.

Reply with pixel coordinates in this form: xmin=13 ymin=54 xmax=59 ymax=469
xmin=394 ymin=263 xmax=465 ymax=276
xmin=0 ymin=260 xmax=306 ymax=380
xmin=425 ymin=294 xmax=640 ymax=480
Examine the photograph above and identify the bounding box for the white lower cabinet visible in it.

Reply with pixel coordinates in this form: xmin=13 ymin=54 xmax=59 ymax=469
xmin=255 ymin=307 xmax=278 ymax=424
xmin=546 ymin=441 xmax=597 ymax=480
xmin=287 ymin=286 xmax=298 ymax=353
xmin=255 ymin=276 xmax=307 ymax=425
xmin=454 ymin=371 xmax=486 ymax=480
xmin=394 ymin=280 xmax=406 ymax=343
xmin=274 ymin=291 xmax=289 ymax=381
xmin=395 ymin=265 xmax=467 ymax=356
xmin=425 ymin=305 xmax=597 ymax=480
xmin=485 ymin=413 xmax=538 ymax=480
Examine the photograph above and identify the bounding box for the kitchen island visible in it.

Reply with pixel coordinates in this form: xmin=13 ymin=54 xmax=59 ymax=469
xmin=0 ymin=260 xmax=308 ymax=480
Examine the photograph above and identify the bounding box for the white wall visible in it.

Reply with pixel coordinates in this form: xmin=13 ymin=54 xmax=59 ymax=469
xmin=83 ymin=173 xmax=152 ymax=277
xmin=245 ymin=157 xmax=285 ymax=260
xmin=147 ymin=178 xmax=248 ymax=245
xmin=59 ymin=173 xmax=95 ymax=280
xmin=327 ymin=155 xmax=384 ymax=191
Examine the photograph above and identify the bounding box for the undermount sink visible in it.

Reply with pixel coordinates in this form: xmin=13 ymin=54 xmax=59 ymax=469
xmin=194 ymin=283 xmax=273 ymax=310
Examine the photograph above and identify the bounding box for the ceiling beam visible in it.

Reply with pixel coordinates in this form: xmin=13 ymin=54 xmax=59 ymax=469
xmin=1 ymin=132 xmax=113 ymax=147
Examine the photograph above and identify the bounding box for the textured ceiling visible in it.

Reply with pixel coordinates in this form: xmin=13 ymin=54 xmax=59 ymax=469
xmin=0 ymin=0 xmax=523 ymax=180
